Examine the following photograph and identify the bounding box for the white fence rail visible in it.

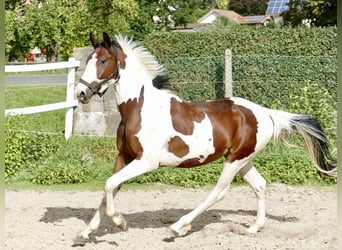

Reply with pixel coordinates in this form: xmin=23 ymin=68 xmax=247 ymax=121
xmin=5 ymin=58 xmax=80 ymax=140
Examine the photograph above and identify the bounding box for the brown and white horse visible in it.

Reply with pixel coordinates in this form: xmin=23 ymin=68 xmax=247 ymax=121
xmin=74 ymin=32 xmax=337 ymax=240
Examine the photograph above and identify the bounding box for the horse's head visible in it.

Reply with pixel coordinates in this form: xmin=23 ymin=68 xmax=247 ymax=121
xmin=75 ymin=32 xmax=127 ymax=104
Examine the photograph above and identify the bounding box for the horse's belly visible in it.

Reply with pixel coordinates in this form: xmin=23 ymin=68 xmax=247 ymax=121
xmin=159 ymin=132 xmax=216 ymax=167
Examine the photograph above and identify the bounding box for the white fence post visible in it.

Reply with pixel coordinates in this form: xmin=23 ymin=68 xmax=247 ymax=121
xmin=65 ymin=57 xmax=76 ymax=140
xmin=225 ymin=49 xmax=233 ymax=97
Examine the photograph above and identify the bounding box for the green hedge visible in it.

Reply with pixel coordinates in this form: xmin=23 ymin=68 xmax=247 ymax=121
xmin=144 ymin=26 xmax=337 ymax=57
xmin=5 ymin=117 xmax=58 ymax=180
xmin=143 ymin=27 xmax=336 ymax=103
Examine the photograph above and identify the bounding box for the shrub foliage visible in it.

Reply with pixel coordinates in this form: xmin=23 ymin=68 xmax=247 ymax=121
xmin=5 ymin=117 xmax=57 ymax=180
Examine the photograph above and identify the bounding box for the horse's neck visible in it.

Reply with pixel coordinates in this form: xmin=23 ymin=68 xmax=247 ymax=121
xmin=114 ymin=50 xmax=169 ymax=119
xmin=117 ymin=85 xmax=144 ymax=123
xmin=115 ymin=79 xmax=176 ymax=125
xmin=113 ymin=72 xmax=146 ymax=104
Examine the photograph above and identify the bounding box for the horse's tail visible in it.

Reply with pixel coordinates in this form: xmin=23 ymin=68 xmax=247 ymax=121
xmin=269 ymin=110 xmax=337 ymax=178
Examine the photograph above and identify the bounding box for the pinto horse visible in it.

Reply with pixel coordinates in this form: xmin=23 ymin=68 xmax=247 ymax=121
xmin=74 ymin=32 xmax=337 ymax=240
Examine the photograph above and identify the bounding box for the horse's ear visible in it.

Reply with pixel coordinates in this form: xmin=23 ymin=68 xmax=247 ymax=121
xmin=103 ymin=32 xmax=112 ymax=49
xmin=111 ymin=37 xmax=127 ymax=69
xmin=117 ymin=48 xmax=127 ymax=69
xmin=90 ymin=33 xmax=97 ymax=48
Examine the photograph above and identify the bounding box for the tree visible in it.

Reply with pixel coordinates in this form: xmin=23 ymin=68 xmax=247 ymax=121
xmin=173 ymin=0 xmax=210 ymax=27
xmin=5 ymin=0 xmax=23 ymax=10
xmin=5 ymin=7 xmax=26 ymax=61
xmin=281 ymin=0 xmax=307 ymax=26
xmin=228 ymin=0 xmax=268 ymax=16
xmin=281 ymin=0 xmax=336 ymax=27
xmin=86 ymin=0 xmax=138 ymax=36
xmin=5 ymin=0 xmax=91 ymax=61
xmin=306 ymin=0 xmax=336 ymax=26
xmin=5 ymin=0 xmax=139 ymax=61
xmin=127 ymin=0 xmax=157 ymax=40
xmin=131 ymin=0 xmax=213 ymax=32
xmin=21 ymin=0 xmax=91 ymax=61
xmin=215 ymin=0 xmax=229 ymax=9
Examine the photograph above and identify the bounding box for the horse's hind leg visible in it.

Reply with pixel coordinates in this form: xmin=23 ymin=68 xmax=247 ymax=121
xmin=239 ymin=164 xmax=266 ymax=233
xmin=170 ymin=159 xmax=249 ymax=236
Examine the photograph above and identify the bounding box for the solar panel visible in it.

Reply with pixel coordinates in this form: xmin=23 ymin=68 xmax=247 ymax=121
xmin=266 ymin=0 xmax=290 ymax=15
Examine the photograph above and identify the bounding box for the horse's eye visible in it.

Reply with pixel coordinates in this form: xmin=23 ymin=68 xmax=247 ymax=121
xmin=100 ymin=59 xmax=106 ymax=65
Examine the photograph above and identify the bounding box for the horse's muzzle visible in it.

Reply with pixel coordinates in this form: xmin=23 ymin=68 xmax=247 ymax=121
xmin=77 ymin=91 xmax=90 ymax=104
xmin=76 ymin=87 xmax=94 ymax=104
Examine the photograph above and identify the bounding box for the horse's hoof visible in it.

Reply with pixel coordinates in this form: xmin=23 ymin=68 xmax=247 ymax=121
xmin=78 ymin=229 xmax=90 ymax=239
xmin=169 ymin=226 xmax=179 ymax=237
xmin=112 ymin=214 xmax=128 ymax=231
xmin=170 ymin=224 xmax=191 ymax=237
xmin=72 ymin=235 xmax=89 ymax=247
xmin=118 ymin=220 xmax=128 ymax=231
xmin=246 ymin=224 xmax=263 ymax=234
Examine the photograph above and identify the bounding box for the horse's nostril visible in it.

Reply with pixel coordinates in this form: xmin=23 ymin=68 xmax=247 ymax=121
xmin=80 ymin=91 xmax=85 ymax=97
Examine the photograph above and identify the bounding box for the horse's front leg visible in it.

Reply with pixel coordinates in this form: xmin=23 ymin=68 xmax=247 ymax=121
xmin=78 ymin=186 xmax=121 ymax=239
xmin=105 ymin=158 xmax=158 ymax=227
xmin=78 ymin=154 xmax=127 ymax=239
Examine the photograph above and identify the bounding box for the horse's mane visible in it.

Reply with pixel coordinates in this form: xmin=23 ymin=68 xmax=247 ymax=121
xmin=114 ymin=35 xmax=171 ymax=90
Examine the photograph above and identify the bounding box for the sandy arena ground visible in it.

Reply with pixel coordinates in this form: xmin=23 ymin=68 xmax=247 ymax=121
xmin=5 ymin=183 xmax=337 ymax=250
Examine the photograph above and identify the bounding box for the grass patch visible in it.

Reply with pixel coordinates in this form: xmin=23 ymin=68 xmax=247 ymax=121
xmin=5 ymin=85 xmax=67 ymax=108
xmin=5 ymin=85 xmax=67 ymax=133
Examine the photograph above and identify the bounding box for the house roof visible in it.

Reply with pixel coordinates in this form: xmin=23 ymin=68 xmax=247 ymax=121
xmin=198 ymin=9 xmax=271 ymax=25
xmin=198 ymin=9 xmax=243 ymax=24
xmin=172 ymin=9 xmax=272 ymax=32
xmin=241 ymin=15 xmax=272 ymax=24
xmin=171 ymin=22 xmax=211 ymax=32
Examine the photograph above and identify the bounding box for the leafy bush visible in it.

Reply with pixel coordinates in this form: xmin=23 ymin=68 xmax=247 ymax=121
xmin=286 ymin=81 xmax=336 ymax=142
xmin=253 ymin=143 xmax=336 ymax=185
xmin=28 ymin=136 xmax=117 ymax=185
xmin=30 ymin=163 xmax=90 ymax=185
xmin=126 ymin=161 xmax=223 ymax=188
xmin=5 ymin=117 xmax=57 ymax=180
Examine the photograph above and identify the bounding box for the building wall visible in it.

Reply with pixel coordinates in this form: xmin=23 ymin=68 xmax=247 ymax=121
xmin=199 ymin=13 xmax=219 ymax=24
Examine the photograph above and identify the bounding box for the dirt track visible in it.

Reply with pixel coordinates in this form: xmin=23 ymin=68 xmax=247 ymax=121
xmin=5 ymin=183 xmax=337 ymax=250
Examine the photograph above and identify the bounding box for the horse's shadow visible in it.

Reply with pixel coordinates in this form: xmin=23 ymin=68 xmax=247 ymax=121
xmin=40 ymin=206 xmax=298 ymax=246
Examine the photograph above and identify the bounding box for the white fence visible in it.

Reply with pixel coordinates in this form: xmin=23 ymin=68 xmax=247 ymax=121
xmin=5 ymin=58 xmax=80 ymax=140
